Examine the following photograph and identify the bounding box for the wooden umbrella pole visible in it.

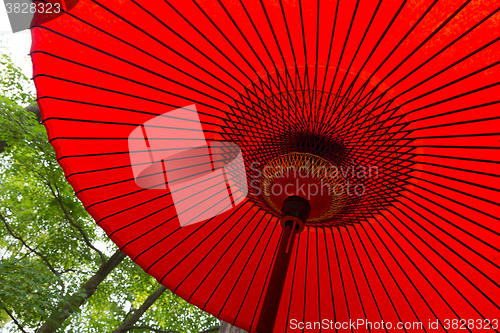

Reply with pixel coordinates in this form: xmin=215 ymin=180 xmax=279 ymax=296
xmin=256 ymin=196 xmax=311 ymax=333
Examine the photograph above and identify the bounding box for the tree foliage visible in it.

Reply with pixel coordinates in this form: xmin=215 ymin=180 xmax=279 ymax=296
xmin=0 ymin=39 xmax=219 ymax=333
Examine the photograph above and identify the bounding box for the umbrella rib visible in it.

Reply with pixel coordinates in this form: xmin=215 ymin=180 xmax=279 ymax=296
xmin=403 ymin=100 xmax=500 ymax=124
xmin=317 ymin=0 xmax=340 ymax=114
xmin=361 ymin=218 xmax=457 ymax=328
xmin=32 ymin=16 xmax=257 ymax=108
xmin=375 ymin=5 xmax=500 ymax=102
xmin=118 ymin=180 xmax=244 ymax=253
xmin=257 ymin=0 xmax=299 ymax=95
xmin=410 ymin=160 xmax=500 ymax=179
xmin=31 ymin=26 xmax=261 ymax=110
xmin=369 ymin=179 xmax=500 ymax=260
xmin=330 ymin=227 xmax=354 ymax=331
xmin=175 ymin=208 xmax=259 ymax=299
xmin=390 ymin=203 xmax=500 ymax=313
xmin=343 ymin=227 xmax=394 ymax=333
xmin=237 ymin=0 xmax=299 ymax=122
xmin=280 ymin=233 xmax=301 ymax=333
xmin=99 ymin=150 xmax=248 ymax=230
xmin=325 ymin=0 xmax=408 ymax=132
xmin=37 ymin=96 xmax=290 ymax=138
xmin=367 ymin=79 xmax=500 ymax=130
xmin=30 ymin=51 xmax=255 ymax=117
xmin=400 ymin=185 xmax=500 ymax=249
xmin=371 ymin=208 xmax=477 ymax=330
xmin=214 ymin=0 xmax=285 ymax=97
xmin=298 ymin=0 xmax=310 ymax=94
xmin=187 ymin=0 xmax=274 ymax=98
xmin=315 ymin=231 xmax=321 ymax=326
xmin=247 ymin=225 xmax=285 ymax=331
xmin=326 ymin=0 xmax=384 ymax=135
xmin=337 ymin=226 xmax=371 ymax=328
xmin=90 ymin=0 xmax=271 ymax=103
xmin=224 ymin=13 xmax=294 ymax=131
xmin=320 ymin=0 xmax=362 ymax=135
xmin=151 ymin=202 xmax=251 ymax=278
xmin=298 ymin=0 xmax=313 ymax=124
xmin=215 ymin=213 xmax=272 ymax=317
xmin=348 ymin=0 xmax=440 ymax=105
xmin=395 ymin=195 xmax=500 ymax=281
xmin=352 ymin=224 xmax=427 ymax=331
xmin=232 ymin=216 xmax=280 ymax=326
xmin=302 ymin=227 xmax=310 ymax=330
xmin=322 ymin=229 xmax=337 ymax=327
xmin=311 ymin=0 xmax=320 ymax=114
xmin=371 ymin=161 xmax=500 ymax=239
xmin=366 ymin=41 xmax=500 ymax=115
xmin=355 ymin=0 xmax=473 ymax=107
xmin=332 ymin=99 xmax=399 ymax=158
xmin=131 ymin=0 xmax=268 ymax=98
xmin=400 ymin=79 xmax=500 ymax=118
xmin=277 ymin=0 xmax=303 ymax=92
xmin=99 ymin=193 xmax=171 ymax=228
xmin=211 ymin=1 xmax=293 ymax=136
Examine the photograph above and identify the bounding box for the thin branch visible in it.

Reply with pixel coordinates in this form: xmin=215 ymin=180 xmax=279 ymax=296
xmin=15 ymin=160 xmax=51 ymax=185
xmin=123 ymin=307 xmax=135 ymax=322
xmin=128 ymin=325 xmax=220 ymax=333
xmin=36 ymin=249 xmax=127 ymax=333
xmin=129 ymin=327 xmax=180 ymax=333
xmin=7 ymin=105 xmax=105 ymax=264
xmin=0 ymin=301 xmax=28 ymax=333
xmin=112 ymin=285 xmax=168 ymax=333
xmin=0 ymin=241 xmax=15 ymax=260
xmin=10 ymin=149 xmax=106 ymax=265
xmin=197 ymin=327 xmax=220 ymax=333
xmin=0 ymin=211 xmax=60 ymax=277
xmin=48 ymin=182 xmax=106 ymax=265
xmin=61 ymin=267 xmax=91 ymax=275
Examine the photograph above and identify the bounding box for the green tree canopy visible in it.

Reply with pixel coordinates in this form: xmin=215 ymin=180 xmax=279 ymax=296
xmin=0 ymin=39 xmax=219 ymax=333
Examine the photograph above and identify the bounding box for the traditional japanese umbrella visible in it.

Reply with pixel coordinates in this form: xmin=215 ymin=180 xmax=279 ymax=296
xmin=31 ymin=0 xmax=500 ymax=332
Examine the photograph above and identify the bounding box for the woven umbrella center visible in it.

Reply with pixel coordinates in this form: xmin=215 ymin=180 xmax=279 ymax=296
xmin=260 ymin=152 xmax=347 ymax=223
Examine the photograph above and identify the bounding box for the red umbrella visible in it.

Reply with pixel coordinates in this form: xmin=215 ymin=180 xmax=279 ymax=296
xmin=31 ymin=0 xmax=500 ymax=332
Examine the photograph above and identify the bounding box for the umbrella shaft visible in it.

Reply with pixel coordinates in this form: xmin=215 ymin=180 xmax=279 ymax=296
xmin=256 ymin=222 xmax=298 ymax=333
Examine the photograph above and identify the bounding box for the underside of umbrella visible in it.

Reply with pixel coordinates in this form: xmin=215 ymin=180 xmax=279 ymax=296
xmin=31 ymin=0 xmax=500 ymax=332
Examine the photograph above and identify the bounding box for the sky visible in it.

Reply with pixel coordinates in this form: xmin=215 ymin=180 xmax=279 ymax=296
xmin=1 ymin=0 xmax=34 ymax=79
xmin=0 ymin=0 xmax=113 ymax=257
xmin=1 ymin=5 xmax=35 ymax=333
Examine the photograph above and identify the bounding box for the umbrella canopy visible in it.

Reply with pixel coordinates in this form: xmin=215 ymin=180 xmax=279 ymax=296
xmin=31 ymin=0 xmax=500 ymax=332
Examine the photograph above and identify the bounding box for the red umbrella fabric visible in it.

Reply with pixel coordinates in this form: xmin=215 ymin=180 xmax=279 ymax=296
xmin=31 ymin=0 xmax=500 ymax=332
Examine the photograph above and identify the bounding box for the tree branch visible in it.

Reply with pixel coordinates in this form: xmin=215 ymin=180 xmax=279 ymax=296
xmin=129 ymin=327 xmax=180 ymax=333
xmin=12 ymin=151 xmax=107 ymax=266
xmin=0 ymin=211 xmax=61 ymax=277
xmin=218 ymin=321 xmax=248 ymax=333
xmin=48 ymin=182 xmax=106 ymax=265
xmin=197 ymin=327 xmax=220 ymax=333
xmin=0 ymin=300 xmax=28 ymax=333
xmin=112 ymin=285 xmax=167 ymax=333
xmin=35 ymin=249 xmax=126 ymax=333
xmin=128 ymin=326 xmax=220 ymax=333
xmin=0 ymin=240 xmax=15 ymax=260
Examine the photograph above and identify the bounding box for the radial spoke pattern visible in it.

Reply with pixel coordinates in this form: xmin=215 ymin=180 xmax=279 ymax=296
xmin=31 ymin=0 xmax=500 ymax=332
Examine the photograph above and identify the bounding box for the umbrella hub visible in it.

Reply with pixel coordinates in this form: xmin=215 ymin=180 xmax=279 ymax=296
xmin=260 ymin=152 xmax=348 ymax=225
xmin=226 ymin=88 xmax=418 ymax=227
xmin=280 ymin=196 xmax=311 ymax=232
